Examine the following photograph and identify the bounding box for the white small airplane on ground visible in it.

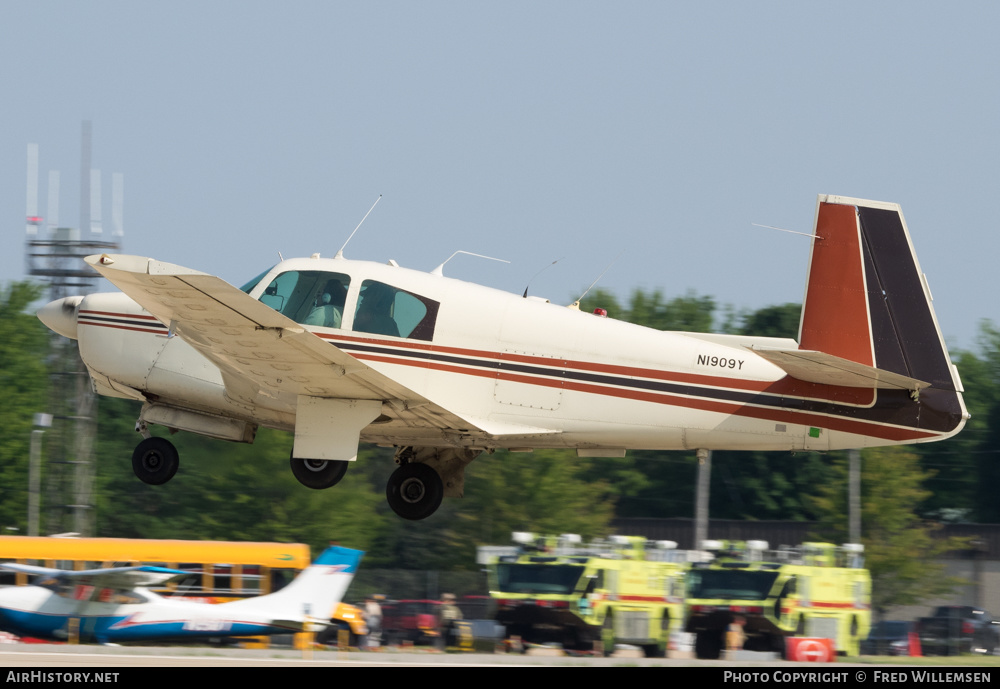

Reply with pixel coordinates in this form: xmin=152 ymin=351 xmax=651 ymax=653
xmin=37 ymin=195 xmax=968 ymax=520
xmin=0 ymin=545 xmax=361 ymax=643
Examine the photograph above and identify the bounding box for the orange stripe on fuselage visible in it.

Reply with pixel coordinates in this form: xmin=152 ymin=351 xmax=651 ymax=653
xmin=349 ymin=352 xmax=937 ymax=442
xmin=80 ymin=309 xmax=161 ymax=321
xmin=75 ymin=312 xmax=931 ymax=441
xmin=321 ymin=333 xmax=874 ymax=405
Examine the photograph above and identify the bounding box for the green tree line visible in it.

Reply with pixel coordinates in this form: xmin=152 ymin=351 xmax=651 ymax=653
xmin=1 ymin=280 xmax=996 ymax=596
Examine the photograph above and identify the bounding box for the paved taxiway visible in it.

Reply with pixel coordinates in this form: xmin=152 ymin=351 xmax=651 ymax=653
xmin=0 ymin=644 xmax=792 ymax=667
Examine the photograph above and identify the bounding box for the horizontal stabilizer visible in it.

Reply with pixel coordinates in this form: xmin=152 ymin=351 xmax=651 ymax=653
xmin=751 ymin=347 xmax=929 ymax=391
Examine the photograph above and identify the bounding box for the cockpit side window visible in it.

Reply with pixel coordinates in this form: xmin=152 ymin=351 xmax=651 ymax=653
xmin=259 ymin=270 xmax=350 ymax=328
xmin=353 ymin=280 xmax=439 ymax=341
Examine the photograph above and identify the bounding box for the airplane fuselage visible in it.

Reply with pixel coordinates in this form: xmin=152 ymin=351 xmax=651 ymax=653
xmin=0 ymin=585 xmax=300 ymax=643
xmin=68 ymin=255 xmax=962 ymax=456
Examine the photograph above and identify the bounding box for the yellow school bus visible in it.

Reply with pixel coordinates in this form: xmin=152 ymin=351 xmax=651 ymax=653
xmin=0 ymin=536 xmax=310 ymax=599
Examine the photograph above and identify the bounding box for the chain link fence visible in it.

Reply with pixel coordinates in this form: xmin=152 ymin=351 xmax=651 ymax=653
xmin=350 ymin=568 xmax=492 ymax=618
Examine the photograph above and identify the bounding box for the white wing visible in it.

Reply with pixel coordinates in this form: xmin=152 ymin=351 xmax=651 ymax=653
xmin=1 ymin=563 xmax=189 ymax=589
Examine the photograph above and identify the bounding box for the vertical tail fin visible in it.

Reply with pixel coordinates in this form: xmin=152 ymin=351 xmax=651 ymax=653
xmin=799 ymin=195 xmax=961 ymax=393
xmin=752 ymin=196 xmax=966 ymax=444
xmin=222 ymin=546 xmax=362 ymax=619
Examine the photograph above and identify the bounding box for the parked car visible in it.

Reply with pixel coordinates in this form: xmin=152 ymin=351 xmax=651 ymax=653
xmin=860 ymin=620 xmax=914 ymax=656
xmin=916 ymin=605 xmax=1000 ymax=656
xmin=381 ymin=599 xmax=443 ymax=646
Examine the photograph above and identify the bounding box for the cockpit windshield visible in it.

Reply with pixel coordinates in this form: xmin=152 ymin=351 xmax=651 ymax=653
xmin=259 ymin=270 xmax=350 ymax=328
xmin=494 ymin=563 xmax=585 ymax=595
xmin=240 ymin=266 xmax=276 ymax=295
xmin=686 ymin=569 xmax=779 ymax=601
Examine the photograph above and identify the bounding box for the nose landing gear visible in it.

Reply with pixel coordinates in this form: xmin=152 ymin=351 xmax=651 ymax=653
xmin=290 ymin=455 xmax=349 ymax=489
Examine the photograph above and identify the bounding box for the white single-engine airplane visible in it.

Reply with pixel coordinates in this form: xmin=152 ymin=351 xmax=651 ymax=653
xmin=37 ymin=195 xmax=968 ymax=520
xmin=0 ymin=545 xmax=361 ymax=643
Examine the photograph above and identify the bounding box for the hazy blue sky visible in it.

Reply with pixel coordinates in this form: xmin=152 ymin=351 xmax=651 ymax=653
xmin=2 ymin=1 xmax=997 ymax=350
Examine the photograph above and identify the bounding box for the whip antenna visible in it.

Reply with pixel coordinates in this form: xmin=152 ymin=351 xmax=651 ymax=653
xmin=336 ymin=194 xmax=382 ymax=258
xmin=751 ymin=222 xmax=821 ymax=239
xmin=431 ymin=250 xmax=509 ymax=277
xmin=522 ymin=257 xmax=565 ymax=298
xmin=570 ymin=251 xmax=623 ymax=308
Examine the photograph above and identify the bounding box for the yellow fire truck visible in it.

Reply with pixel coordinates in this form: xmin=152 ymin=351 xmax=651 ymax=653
xmin=483 ymin=533 xmax=694 ymax=656
xmin=684 ymin=540 xmax=871 ymax=659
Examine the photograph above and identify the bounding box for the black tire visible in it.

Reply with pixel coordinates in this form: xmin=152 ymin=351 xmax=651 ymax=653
xmin=773 ymin=633 xmax=789 ymax=659
xmin=602 ymin=609 xmax=615 ymax=656
xmin=642 ymin=643 xmax=663 ymax=658
xmin=644 ymin=609 xmax=669 ymax=658
xmin=694 ymin=630 xmax=722 ymax=659
xmin=317 ymin=621 xmax=357 ymax=647
xmin=131 ymin=437 xmax=179 ymax=485
xmin=386 ymin=462 xmax=444 ymax=520
xmin=557 ymin=626 xmax=593 ymax=653
xmin=290 ymin=455 xmax=349 ymax=489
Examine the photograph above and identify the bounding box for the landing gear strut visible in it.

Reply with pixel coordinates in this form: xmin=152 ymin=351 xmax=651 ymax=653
xmin=131 ymin=436 xmax=180 ymax=485
xmin=386 ymin=462 xmax=444 ymax=520
xmin=290 ymin=454 xmax=349 ymax=489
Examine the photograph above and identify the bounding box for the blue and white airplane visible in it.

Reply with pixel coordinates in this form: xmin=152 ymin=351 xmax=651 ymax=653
xmin=0 ymin=545 xmax=361 ymax=644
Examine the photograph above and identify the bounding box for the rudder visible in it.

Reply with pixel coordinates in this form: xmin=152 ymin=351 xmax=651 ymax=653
xmin=799 ymin=195 xmax=960 ymax=393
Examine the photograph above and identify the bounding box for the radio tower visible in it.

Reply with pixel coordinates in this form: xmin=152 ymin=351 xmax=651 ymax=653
xmin=25 ymin=121 xmax=123 ymax=536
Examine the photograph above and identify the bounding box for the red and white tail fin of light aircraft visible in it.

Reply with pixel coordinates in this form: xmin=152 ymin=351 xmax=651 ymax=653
xmin=37 ymin=195 xmax=968 ymax=520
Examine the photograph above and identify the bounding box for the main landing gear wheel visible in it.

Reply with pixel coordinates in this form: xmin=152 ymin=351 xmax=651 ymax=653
xmin=386 ymin=462 xmax=444 ymax=521
xmin=290 ymin=455 xmax=349 ymax=489
xmin=132 ymin=437 xmax=179 ymax=485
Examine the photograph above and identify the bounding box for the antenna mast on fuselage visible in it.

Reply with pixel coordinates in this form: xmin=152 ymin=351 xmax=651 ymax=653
xmin=431 ymin=250 xmax=509 ymax=277
xmin=335 ymin=195 xmax=382 ymax=259
xmin=568 ymin=251 xmax=623 ymax=310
